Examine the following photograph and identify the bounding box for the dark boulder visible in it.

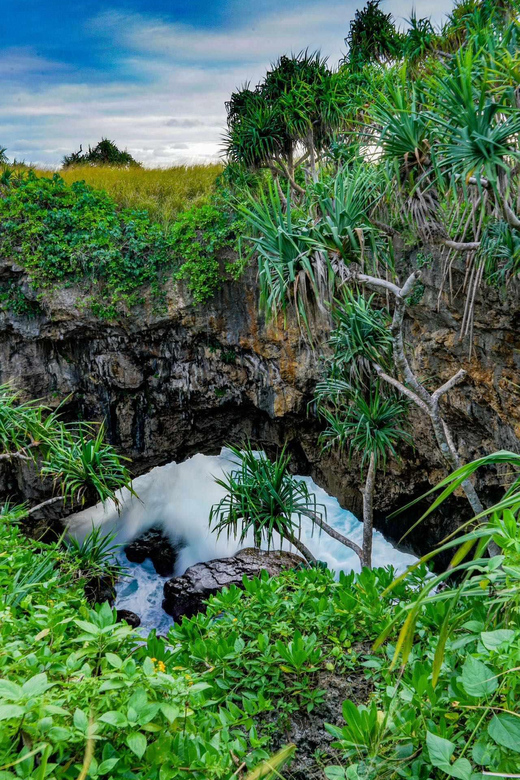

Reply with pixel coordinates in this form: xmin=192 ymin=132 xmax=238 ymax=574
xmin=162 ymin=547 xmax=305 ymax=621
xmin=84 ymin=575 xmax=115 ymax=606
xmin=116 ymin=609 xmax=141 ymax=628
xmin=124 ymin=527 xmax=180 ymax=576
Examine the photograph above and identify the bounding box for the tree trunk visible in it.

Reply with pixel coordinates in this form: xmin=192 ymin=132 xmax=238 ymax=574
xmin=362 ymin=452 xmax=376 ymax=569
xmin=285 ymin=531 xmax=317 ymax=565
xmin=309 ymin=511 xmax=363 ymax=565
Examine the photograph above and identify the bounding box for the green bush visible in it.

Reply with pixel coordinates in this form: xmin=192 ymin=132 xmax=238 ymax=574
xmin=62 ymin=139 xmax=141 ymax=168
xmin=0 ymin=508 xmax=424 ymax=779
xmin=0 ymin=171 xmax=242 ymax=317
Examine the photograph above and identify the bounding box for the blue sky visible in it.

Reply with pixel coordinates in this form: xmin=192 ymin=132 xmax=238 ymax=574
xmin=2 ymin=0 xmax=453 ymax=167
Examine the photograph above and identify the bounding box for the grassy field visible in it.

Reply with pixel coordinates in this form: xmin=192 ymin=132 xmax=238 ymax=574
xmin=34 ymin=163 xmax=223 ymax=230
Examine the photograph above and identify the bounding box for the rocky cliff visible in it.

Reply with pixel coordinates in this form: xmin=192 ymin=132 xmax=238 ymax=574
xmin=1 ymin=250 xmax=519 ymax=558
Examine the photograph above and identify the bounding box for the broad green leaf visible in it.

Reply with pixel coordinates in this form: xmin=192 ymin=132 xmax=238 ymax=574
xmin=47 ymin=726 xmax=72 ymax=740
xmin=73 ymin=708 xmax=88 ymax=733
xmin=98 ymin=601 xmax=115 ymax=626
xmin=22 ymin=673 xmax=51 ymax=698
xmin=126 ymin=731 xmax=147 ymax=758
xmin=160 ymin=704 xmax=180 ymax=723
xmin=427 ymin=731 xmax=455 ymax=768
xmin=461 ymin=657 xmax=497 ymax=698
xmin=488 ymin=714 xmax=520 ymax=753
xmin=324 ymin=768 xmax=347 ymax=780
xmin=189 ymin=682 xmax=211 ymax=694
xmin=480 ymin=629 xmax=515 ymax=651
xmin=105 ymin=653 xmax=122 ymax=669
xmin=74 ymin=620 xmax=100 ymax=635
xmin=98 ymin=758 xmax=120 ymax=775
xmin=99 ymin=710 xmax=126 ymax=727
xmin=449 ymin=758 xmax=472 ymax=780
xmin=0 ymin=704 xmax=24 ymax=721
xmin=0 ymin=680 xmax=22 ymax=701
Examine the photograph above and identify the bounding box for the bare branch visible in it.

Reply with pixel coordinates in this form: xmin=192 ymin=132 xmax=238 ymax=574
xmin=374 ymin=365 xmax=430 ymax=413
xmin=0 ymin=451 xmax=31 ymax=462
xmin=27 ymin=496 xmax=65 ymax=515
xmin=399 ymin=271 xmax=420 ymax=299
xmin=372 ymin=219 xmax=399 ymax=237
xmin=442 ymin=239 xmax=481 ymax=252
xmin=310 ymin=511 xmax=363 ymax=563
xmin=501 ymin=199 xmax=520 ymax=230
xmin=432 ymin=369 xmax=466 ymax=404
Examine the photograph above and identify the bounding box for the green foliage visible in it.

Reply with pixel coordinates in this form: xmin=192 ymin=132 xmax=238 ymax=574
xmin=319 ymin=291 xmax=393 ymax=388
xmin=0 ymin=503 xmax=428 ymax=780
xmin=345 ymin=0 xmax=402 ymax=70
xmin=0 ymin=171 xmax=176 ymax=316
xmin=66 ymin=527 xmax=123 ymax=582
xmin=62 ymin=138 xmax=141 ymax=168
xmin=0 ymin=170 xmax=241 ymax=315
xmin=168 ymin=564 xmax=421 ymax=724
xmin=42 ymin=422 xmax=133 ymax=506
xmin=209 ymin=442 xmax=325 ymax=550
xmin=0 ymin=147 xmax=7 ymax=165
xmin=0 ymin=520 xmax=269 ymax=779
xmin=0 ymin=282 xmax=43 ymax=318
xmin=0 ymin=384 xmax=131 ymax=507
xmin=325 ymin=451 xmax=520 ymax=778
xmin=319 ymin=388 xmax=411 ymax=470
xmin=225 ymin=51 xmax=347 ymax=177
xmin=172 ymin=199 xmax=243 ymax=303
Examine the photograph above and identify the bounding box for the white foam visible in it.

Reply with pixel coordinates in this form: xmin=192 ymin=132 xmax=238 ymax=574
xmin=66 ymin=448 xmax=416 ymax=631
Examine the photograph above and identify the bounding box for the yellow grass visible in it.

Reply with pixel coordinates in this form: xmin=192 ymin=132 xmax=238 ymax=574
xmin=34 ymin=163 xmax=224 ymax=229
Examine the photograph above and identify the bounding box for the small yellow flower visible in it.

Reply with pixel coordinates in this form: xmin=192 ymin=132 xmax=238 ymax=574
xmin=150 ymin=657 xmax=157 ymax=662
xmin=233 ymin=618 xmax=238 ymax=622
xmin=157 ymin=661 xmax=166 ymax=672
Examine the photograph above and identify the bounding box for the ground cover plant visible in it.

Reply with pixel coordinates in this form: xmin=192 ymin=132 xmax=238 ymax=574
xmin=0 ymin=168 xmax=240 ymax=317
xmin=48 ymin=162 xmax=223 ymax=230
xmin=0 ymin=503 xmax=427 ymax=780
xmin=323 ymin=451 xmax=520 ymax=779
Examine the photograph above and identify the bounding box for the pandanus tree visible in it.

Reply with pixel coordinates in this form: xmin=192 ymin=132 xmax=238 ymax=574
xmin=209 ymin=443 xmax=373 ymax=567
xmin=225 ymin=52 xmax=347 ymax=193
xmin=230 ymin=3 xmax=520 ymax=549
xmin=344 ymin=0 xmax=403 ymax=71
xmin=0 ymin=384 xmax=132 ymax=524
xmin=316 ymin=292 xmax=411 ymax=568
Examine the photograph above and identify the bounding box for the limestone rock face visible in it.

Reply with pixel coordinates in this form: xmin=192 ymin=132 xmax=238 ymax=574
xmin=1 ymin=251 xmax=519 ymax=560
xmin=162 ymin=548 xmax=305 ymax=620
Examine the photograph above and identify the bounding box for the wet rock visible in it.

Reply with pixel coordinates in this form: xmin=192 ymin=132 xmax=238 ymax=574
xmin=84 ymin=575 xmax=115 ymax=606
xmin=162 ymin=547 xmax=305 ymax=620
xmin=125 ymin=527 xmax=179 ymax=576
xmin=116 ymin=609 xmax=141 ymax=628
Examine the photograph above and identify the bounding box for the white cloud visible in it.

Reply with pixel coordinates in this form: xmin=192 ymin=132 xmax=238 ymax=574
xmin=0 ymin=0 xmax=455 ymax=167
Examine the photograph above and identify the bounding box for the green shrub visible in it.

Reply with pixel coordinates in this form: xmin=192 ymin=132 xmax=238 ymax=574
xmin=62 ymin=138 xmax=141 ymax=168
xmin=0 ymin=511 xmax=422 ymax=779
xmin=0 ymin=282 xmax=42 ymax=318
xmin=172 ymin=200 xmax=245 ymax=303
xmin=0 ymin=171 xmax=242 ymax=316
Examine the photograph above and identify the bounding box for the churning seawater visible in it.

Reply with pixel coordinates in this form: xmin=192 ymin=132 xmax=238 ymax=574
xmin=66 ymin=448 xmax=416 ymax=633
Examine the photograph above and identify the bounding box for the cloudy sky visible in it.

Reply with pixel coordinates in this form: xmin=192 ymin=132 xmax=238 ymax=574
xmin=2 ymin=0 xmax=453 ymax=168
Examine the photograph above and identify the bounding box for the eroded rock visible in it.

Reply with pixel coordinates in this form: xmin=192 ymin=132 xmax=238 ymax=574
xmin=162 ymin=547 xmax=305 ymax=620
xmin=116 ymin=609 xmax=141 ymax=628
xmin=124 ymin=527 xmax=180 ymax=576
